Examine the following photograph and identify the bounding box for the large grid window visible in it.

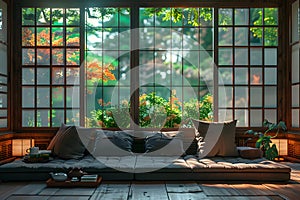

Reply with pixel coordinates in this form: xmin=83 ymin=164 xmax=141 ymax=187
xmin=217 ymin=8 xmax=278 ymax=127
xmin=0 ymin=0 xmax=8 ymax=129
xmin=291 ymin=0 xmax=300 ymax=128
xmin=18 ymin=3 xmax=280 ymax=129
xmin=21 ymin=8 xmax=81 ymax=127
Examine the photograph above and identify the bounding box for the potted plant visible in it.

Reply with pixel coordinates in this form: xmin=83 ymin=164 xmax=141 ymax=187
xmin=245 ymin=119 xmax=287 ymax=161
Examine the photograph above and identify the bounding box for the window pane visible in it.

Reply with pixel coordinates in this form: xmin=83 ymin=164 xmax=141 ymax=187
xmin=218 ymin=48 xmax=233 ymax=65
xmin=219 ymin=9 xmax=233 ymax=25
xmin=250 ymin=68 xmax=262 ymax=85
xmin=22 ymin=110 xmax=35 ymax=127
xmin=37 ymin=68 xmax=50 ymax=85
xmin=22 ymin=27 xmax=35 ymax=46
xmin=22 ymin=87 xmax=34 ymax=108
xmin=235 ymin=28 xmax=248 ymax=46
xmin=250 ymin=87 xmax=262 ymax=107
xmin=22 ymin=68 xmax=35 ymax=85
xmin=264 ymin=48 xmax=277 ymax=65
xmin=37 ymin=87 xmax=50 ymax=107
xmin=235 ymin=9 xmax=249 ymax=25
xmin=250 ymin=110 xmax=262 ymax=127
xmin=292 ymin=85 xmax=299 ymax=107
xmin=235 ymin=48 xmax=248 ymax=65
xmin=37 ymin=110 xmax=50 ymax=127
xmin=264 ymin=86 xmax=277 ymax=108
xmin=235 ymin=68 xmax=248 ymax=85
xmin=265 ymin=109 xmax=277 ymax=124
xmin=265 ymin=68 xmax=277 ymax=85
xmin=250 ymin=48 xmax=262 ymax=65
xmin=235 ymin=109 xmax=248 ymax=127
xmin=218 ymin=28 xmax=232 ymax=46
xmin=292 ymin=109 xmax=300 ymax=127
xmin=235 ymin=87 xmax=248 ymax=108
xmin=218 ymin=68 xmax=232 ymax=85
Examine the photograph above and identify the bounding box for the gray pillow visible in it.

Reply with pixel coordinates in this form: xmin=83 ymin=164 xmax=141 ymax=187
xmin=47 ymin=123 xmax=69 ymax=151
xmin=144 ymin=132 xmax=185 ymax=156
xmin=93 ymin=130 xmax=134 ymax=156
xmin=51 ymin=124 xmax=86 ymax=159
xmin=192 ymin=119 xmax=238 ymax=157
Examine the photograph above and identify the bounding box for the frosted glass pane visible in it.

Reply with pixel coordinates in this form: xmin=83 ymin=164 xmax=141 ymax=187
xmin=0 ymin=44 xmax=7 ymax=74
xmin=218 ymin=68 xmax=232 ymax=85
xmin=0 ymin=1 xmax=7 ymax=42
xmin=0 ymin=93 xmax=7 ymax=108
xmin=67 ymin=109 xmax=79 ymax=126
xmin=264 ymin=48 xmax=277 ymax=66
xmin=250 ymin=48 xmax=262 ymax=65
xmin=235 ymin=48 xmax=248 ymax=65
xmin=22 ymin=87 xmax=34 ymax=108
xmin=235 ymin=87 xmax=248 ymax=108
xmin=219 ymin=86 xmax=232 ymax=107
xmin=250 ymin=110 xmax=262 ymax=127
xmin=218 ymin=109 xmax=233 ymax=122
xmin=235 ymin=68 xmax=248 ymax=84
xmin=292 ymin=85 xmax=299 ymax=107
xmin=265 ymin=109 xmax=277 ymax=124
xmin=218 ymin=48 xmax=233 ymax=65
xmin=37 ymin=68 xmax=50 ymax=85
xmin=292 ymin=109 xmax=300 ymax=127
xmin=67 ymin=86 xmax=79 ymax=108
xmin=235 ymin=9 xmax=249 ymax=25
xmin=235 ymin=28 xmax=248 ymax=46
xmin=22 ymin=68 xmax=35 ymax=85
xmin=264 ymin=86 xmax=277 ymax=108
xmin=264 ymin=68 xmax=277 ymax=85
xmin=52 ymin=109 xmax=64 ymax=127
xmin=37 ymin=87 xmax=50 ymax=107
xmin=22 ymin=110 xmax=35 ymax=127
xmin=219 ymin=28 xmax=232 ymax=46
xmin=250 ymin=87 xmax=262 ymax=107
xmin=292 ymin=1 xmax=299 ymax=43
xmin=292 ymin=45 xmax=299 ymax=83
xmin=235 ymin=109 xmax=248 ymax=127
xmin=250 ymin=68 xmax=262 ymax=85
xmin=37 ymin=110 xmax=50 ymax=127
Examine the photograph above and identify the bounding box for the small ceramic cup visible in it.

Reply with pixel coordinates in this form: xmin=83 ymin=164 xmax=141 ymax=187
xmin=26 ymin=146 xmax=39 ymax=155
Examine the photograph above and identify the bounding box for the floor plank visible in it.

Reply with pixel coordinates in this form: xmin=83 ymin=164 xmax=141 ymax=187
xmin=229 ymin=184 xmax=276 ymax=196
xmin=168 ymin=192 xmax=207 ymax=200
xmin=129 ymin=181 xmax=169 ymax=200
xmin=0 ymin=182 xmax=28 ymax=200
xmin=48 ymin=196 xmax=90 ymax=200
xmin=264 ymin=183 xmax=300 ymax=200
xmin=12 ymin=182 xmax=46 ymax=195
xmin=6 ymin=196 xmax=50 ymax=200
xmin=53 ymin=187 xmax=96 ymax=196
xmin=90 ymin=181 xmax=131 ymax=200
xmin=166 ymin=181 xmax=202 ymax=193
xmin=201 ymin=184 xmax=240 ymax=196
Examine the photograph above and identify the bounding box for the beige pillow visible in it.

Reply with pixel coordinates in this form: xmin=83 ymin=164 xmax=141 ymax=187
xmin=192 ymin=119 xmax=238 ymax=157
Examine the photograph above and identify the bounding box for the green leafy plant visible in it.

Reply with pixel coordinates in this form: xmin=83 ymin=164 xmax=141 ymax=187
xmin=245 ymin=119 xmax=287 ymax=161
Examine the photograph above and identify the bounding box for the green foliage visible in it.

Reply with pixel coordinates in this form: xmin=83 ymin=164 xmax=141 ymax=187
xmin=88 ymin=92 xmax=213 ymax=128
xmin=245 ymin=119 xmax=287 ymax=160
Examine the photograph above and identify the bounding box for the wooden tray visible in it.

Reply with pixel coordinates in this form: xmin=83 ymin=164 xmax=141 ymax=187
xmin=46 ymin=176 xmax=102 ymax=188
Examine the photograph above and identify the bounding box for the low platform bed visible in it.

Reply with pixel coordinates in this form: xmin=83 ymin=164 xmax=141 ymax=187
xmin=0 ymin=155 xmax=291 ymax=182
xmin=0 ymin=122 xmax=291 ymax=182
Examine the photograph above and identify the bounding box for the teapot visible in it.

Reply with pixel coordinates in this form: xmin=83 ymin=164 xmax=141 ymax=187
xmin=68 ymin=168 xmax=87 ymax=178
xmin=49 ymin=172 xmax=68 ymax=181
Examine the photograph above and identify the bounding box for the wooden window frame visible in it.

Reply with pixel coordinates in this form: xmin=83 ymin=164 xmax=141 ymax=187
xmin=11 ymin=0 xmax=286 ymax=134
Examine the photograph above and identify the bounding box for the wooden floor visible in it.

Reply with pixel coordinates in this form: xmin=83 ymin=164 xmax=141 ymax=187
xmin=0 ymin=162 xmax=299 ymax=200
